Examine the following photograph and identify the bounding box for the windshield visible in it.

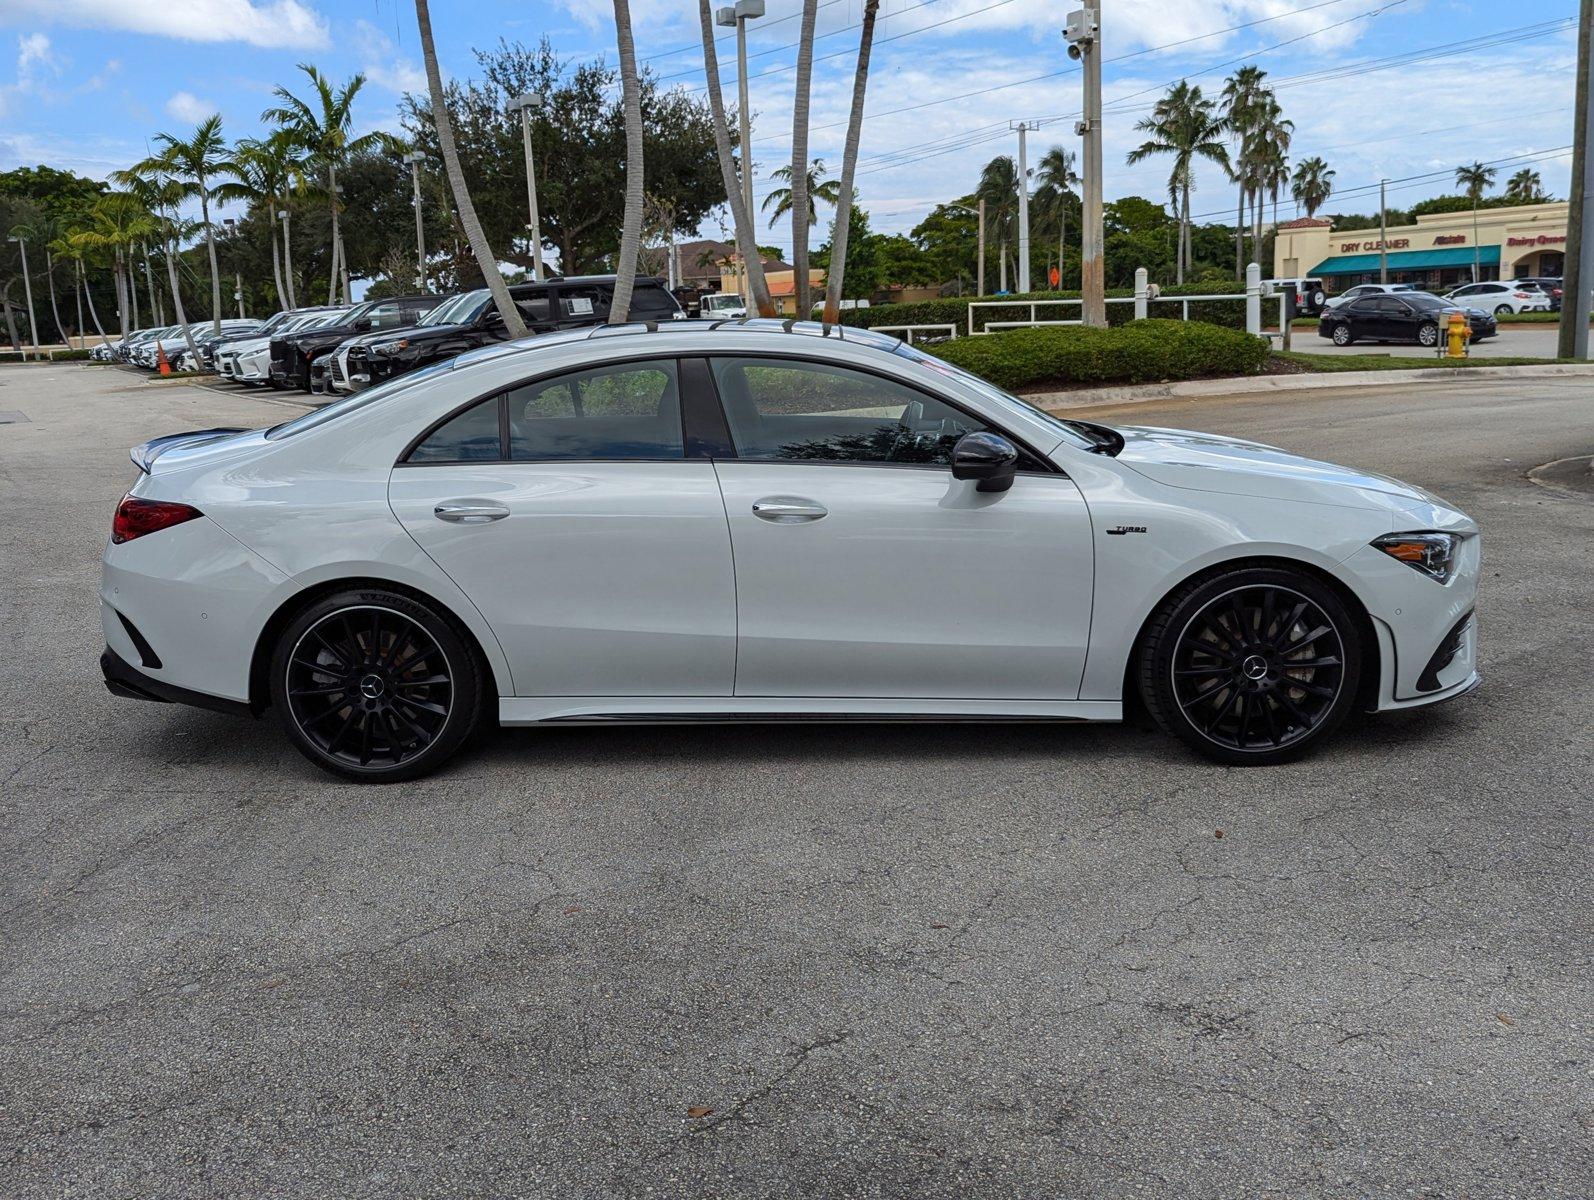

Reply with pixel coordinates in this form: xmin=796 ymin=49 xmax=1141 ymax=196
xmin=265 ymin=358 xmax=457 ymax=440
xmin=420 ymin=289 xmax=489 ymax=328
xmin=703 ymin=294 xmax=743 ymax=311
xmin=1405 ymin=294 xmax=1449 ymax=310
xmin=891 ymin=341 xmax=1095 ymax=451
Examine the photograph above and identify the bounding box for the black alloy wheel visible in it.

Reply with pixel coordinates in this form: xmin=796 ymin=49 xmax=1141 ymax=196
xmin=1139 ymin=567 xmax=1362 ymax=766
xmin=271 ymin=589 xmax=484 ymax=781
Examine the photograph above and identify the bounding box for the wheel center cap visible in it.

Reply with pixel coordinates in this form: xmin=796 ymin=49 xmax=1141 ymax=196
xmin=1241 ymin=654 xmax=1270 ymax=681
xmin=359 ymin=673 xmax=386 ymax=700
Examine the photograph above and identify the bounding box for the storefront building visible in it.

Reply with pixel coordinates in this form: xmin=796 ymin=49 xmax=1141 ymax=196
xmin=1273 ymin=200 xmax=1568 ymax=292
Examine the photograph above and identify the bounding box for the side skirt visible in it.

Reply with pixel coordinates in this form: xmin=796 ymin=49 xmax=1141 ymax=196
xmin=498 ymin=696 xmax=1123 ymax=727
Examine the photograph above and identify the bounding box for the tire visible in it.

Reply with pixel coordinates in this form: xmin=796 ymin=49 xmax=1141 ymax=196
xmin=1493 ymin=304 xmax=1511 ymax=316
xmin=1416 ymin=322 xmax=1439 ymax=347
xmin=1137 ymin=566 xmax=1363 ymax=766
xmin=1330 ymin=323 xmax=1353 ymax=346
xmin=269 ymin=587 xmax=487 ymax=782
xmin=1311 ymin=289 xmax=1326 ymax=308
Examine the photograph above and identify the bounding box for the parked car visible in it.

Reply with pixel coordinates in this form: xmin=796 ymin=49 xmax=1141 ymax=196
xmin=166 ymin=321 xmax=262 ymax=372
xmin=206 ymin=307 xmax=340 ymax=373
xmin=217 ymin=309 xmax=350 ymax=385
xmin=270 ymin=295 xmax=441 ymax=392
xmin=700 ymin=292 xmax=748 ymax=318
xmin=1318 ymin=291 xmax=1497 ymax=347
xmin=1443 ymin=281 xmax=1552 ymax=315
xmin=114 ymin=326 xmax=175 ymax=363
xmin=1512 ymin=277 xmax=1563 ymax=311
xmin=1268 ymin=276 xmax=1329 ymax=316
xmin=1324 ymin=283 xmax=1422 ymax=311
xmin=101 ymin=319 xmax=1480 ymax=782
xmin=345 ymin=276 xmax=685 ymax=392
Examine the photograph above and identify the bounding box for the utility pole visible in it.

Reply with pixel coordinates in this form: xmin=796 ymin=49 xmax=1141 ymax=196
xmin=405 ymin=150 xmax=427 ymax=291
xmin=7 ymin=235 xmax=39 ymax=358
xmin=278 ymin=209 xmax=297 ymax=310
xmin=508 ymin=94 xmax=546 ymax=282
xmin=718 ymin=1 xmax=766 ymax=300
xmin=977 ymin=197 xmax=987 ymax=297
xmin=1561 ymin=0 xmax=1593 ymax=359
xmin=1013 ymin=121 xmax=1038 ymax=293
xmin=1067 ymin=6 xmax=1105 ymax=327
xmin=1379 ymin=179 xmax=1389 ymax=284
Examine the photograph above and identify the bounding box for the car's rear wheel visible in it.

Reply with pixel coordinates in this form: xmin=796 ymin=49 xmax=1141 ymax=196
xmin=270 ymin=588 xmax=485 ymax=782
xmin=1416 ymin=322 xmax=1439 ymax=347
xmin=1138 ymin=566 xmax=1363 ymax=766
xmin=1331 ymin=323 xmax=1353 ymax=346
xmin=1493 ymin=303 xmax=1510 ymax=315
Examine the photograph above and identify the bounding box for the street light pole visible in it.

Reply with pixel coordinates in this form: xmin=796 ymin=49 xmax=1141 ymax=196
xmin=1067 ymin=5 xmax=1105 ymax=327
xmin=223 ymin=218 xmax=244 ymax=317
xmin=1379 ymin=179 xmax=1389 ymax=284
xmin=8 ymin=235 xmax=40 ymax=358
xmin=508 ymin=93 xmax=547 ymax=283
xmin=1013 ymin=121 xmax=1037 ymax=294
xmin=404 ymin=150 xmax=428 ymax=291
xmin=718 ymin=1 xmax=765 ymax=299
xmin=277 ymin=210 xmax=297 ymax=310
xmin=977 ymin=198 xmax=987 ymax=297
xmin=1560 ymin=0 xmax=1593 ymax=359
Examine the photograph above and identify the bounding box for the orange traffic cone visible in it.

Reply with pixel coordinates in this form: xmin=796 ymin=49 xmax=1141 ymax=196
xmin=156 ymin=341 xmax=172 ymax=376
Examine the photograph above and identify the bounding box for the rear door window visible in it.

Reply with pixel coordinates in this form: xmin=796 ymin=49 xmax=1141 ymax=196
xmin=507 ymin=359 xmax=683 ymax=460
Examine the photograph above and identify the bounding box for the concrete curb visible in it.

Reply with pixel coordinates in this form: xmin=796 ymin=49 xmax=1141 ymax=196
xmin=1030 ymin=362 xmax=1594 ymax=411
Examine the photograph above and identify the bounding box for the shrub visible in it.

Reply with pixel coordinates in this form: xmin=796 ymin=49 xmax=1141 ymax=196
xmin=925 ymin=319 xmax=1269 ymax=391
xmin=839 ymin=281 xmax=1250 ymax=336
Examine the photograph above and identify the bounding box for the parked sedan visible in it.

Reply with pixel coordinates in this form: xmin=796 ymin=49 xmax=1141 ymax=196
xmin=1443 ymin=281 xmax=1552 ymax=315
xmin=101 ymin=321 xmax=1480 ymax=782
xmin=1323 ymin=283 xmax=1421 ymax=311
xmin=1318 ymin=292 xmax=1497 ymax=347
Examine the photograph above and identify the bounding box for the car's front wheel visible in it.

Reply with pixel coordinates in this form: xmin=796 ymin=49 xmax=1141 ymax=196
xmin=270 ymin=588 xmax=486 ymax=782
xmin=1138 ymin=566 xmax=1363 ymax=766
xmin=1331 ymin=323 xmax=1353 ymax=346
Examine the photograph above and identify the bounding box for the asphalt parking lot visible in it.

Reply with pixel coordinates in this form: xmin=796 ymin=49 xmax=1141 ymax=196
xmin=1284 ymin=322 xmax=1573 ymax=359
xmin=2 ymin=363 xmax=1591 ymax=1198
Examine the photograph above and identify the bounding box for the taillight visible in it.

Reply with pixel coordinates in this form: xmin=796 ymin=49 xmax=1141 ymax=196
xmin=111 ymin=495 xmax=203 ymax=544
xmin=1513 ymin=291 xmax=1530 ymax=299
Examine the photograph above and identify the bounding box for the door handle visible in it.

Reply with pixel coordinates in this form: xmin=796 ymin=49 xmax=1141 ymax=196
xmin=752 ymin=496 xmax=828 ymax=523
xmin=434 ymin=500 xmax=510 ymax=524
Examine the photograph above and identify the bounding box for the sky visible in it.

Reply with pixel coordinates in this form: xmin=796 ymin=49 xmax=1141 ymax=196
xmin=0 ymin=0 xmax=1580 ymax=258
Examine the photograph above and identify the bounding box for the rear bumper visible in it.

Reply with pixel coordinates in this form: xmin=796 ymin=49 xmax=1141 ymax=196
xmin=101 ymin=645 xmax=252 ymax=717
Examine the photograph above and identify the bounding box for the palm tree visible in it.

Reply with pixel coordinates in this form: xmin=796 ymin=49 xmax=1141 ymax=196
xmin=12 ymin=212 xmax=70 ymax=346
xmin=147 ymin=115 xmax=230 ymax=333
xmin=1126 ymin=80 xmax=1230 ymax=283
xmin=1247 ymin=97 xmax=1291 ymax=248
xmin=1505 ymin=167 xmax=1545 ymax=204
xmin=697 ymin=0 xmax=774 ymax=317
xmin=822 ymin=0 xmax=880 ymax=323
xmin=1032 ymin=146 xmax=1077 ymax=290
xmin=52 ymin=234 xmax=107 ymax=347
xmin=263 ymin=65 xmax=384 ymax=306
xmin=790 ymin=0 xmax=820 ymax=315
xmin=1290 ymin=156 xmax=1335 ymax=218
xmin=70 ymin=192 xmax=157 ymax=339
xmin=218 ymin=131 xmax=303 ymax=311
xmin=413 ymin=2 xmax=527 ymax=337
xmin=1455 ymin=160 xmax=1497 ymax=282
xmin=1220 ymin=66 xmax=1269 ymax=278
xmin=118 ymin=157 xmax=204 ymax=365
xmin=975 ymin=156 xmax=1019 ymax=292
xmin=609 ymin=0 xmax=644 ymax=323
xmin=762 ymin=161 xmax=841 ymax=228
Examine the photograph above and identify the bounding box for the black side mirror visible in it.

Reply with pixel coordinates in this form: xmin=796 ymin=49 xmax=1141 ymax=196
xmin=351 ymin=317 xmax=371 ymax=332
xmin=951 ymin=431 xmax=1018 ymax=493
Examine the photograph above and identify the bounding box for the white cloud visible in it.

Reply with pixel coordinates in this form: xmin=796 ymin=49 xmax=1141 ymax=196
xmin=354 ymin=19 xmax=428 ymax=95
xmin=3 ymin=0 xmax=330 ymax=51
xmin=17 ymin=32 xmax=52 ymax=73
xmin=165 ymin=89 xmax=216 ymax=122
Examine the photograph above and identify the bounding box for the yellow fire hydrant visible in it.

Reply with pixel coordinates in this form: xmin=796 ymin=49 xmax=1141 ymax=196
xmin=1445 ymin=310 xmax=1471 ymax=359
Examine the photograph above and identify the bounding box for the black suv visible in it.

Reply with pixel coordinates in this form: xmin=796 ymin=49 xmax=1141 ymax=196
xmin=269 ymin=294 xmax=442 ymax=391
xmin=347 ymin=275 xmax=684 ymax=391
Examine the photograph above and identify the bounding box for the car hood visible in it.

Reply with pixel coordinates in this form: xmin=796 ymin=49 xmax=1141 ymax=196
xmin=1110 ymin=424 xmax=1456 ymax=515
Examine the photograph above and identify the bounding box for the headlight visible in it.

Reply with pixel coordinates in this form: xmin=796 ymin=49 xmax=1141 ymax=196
xmin=373 ymin=339 xmax=409 ymax=357
xmin=1372 ymin=532 xmax=1461 ymax=583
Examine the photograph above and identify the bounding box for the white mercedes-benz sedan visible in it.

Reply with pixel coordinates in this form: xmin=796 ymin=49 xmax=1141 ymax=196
xmin=100 ymin=320 xmax=1480 ymax=781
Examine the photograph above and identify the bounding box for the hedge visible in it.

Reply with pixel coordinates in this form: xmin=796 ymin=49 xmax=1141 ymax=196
xmin=840 ymin=280 xmax=1250 ymax=336
xmin=0 ymin=348 xmax=93 ymax=362
xmin=925 ymin=319 xmax=1270 ymax=391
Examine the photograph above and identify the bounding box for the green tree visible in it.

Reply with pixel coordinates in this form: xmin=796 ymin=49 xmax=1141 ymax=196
xmin=762 ymin=160 xmax=841 ymax=229
xmin=69 ymin=192 xmax=158 ymax=339
xmin=144 ymin=114 xmax=231 ymax=332
xmin=1454 ymin=160 xmax=1498 ymax=281
xmin=975 ymin=156 xmax=1020 ymax=291
xmin=264 ymin=64 xmax=386 ymax=305
xmin=1220 ymin=66 xmax=1269 ymax=278
xmin=910 ymin=201 xmax=979 ymax=292
xmin=1126 ymin=80 xmax=1230 ymax=283
xmin=1290 ymin=156 xmax=1334 ymax=218
xmin=1032 ymin=146 xmax=1078 ymax=289
xmin=1504 ymin=168 xmax=1546 ymax=203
